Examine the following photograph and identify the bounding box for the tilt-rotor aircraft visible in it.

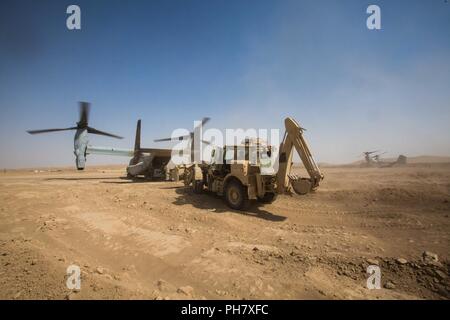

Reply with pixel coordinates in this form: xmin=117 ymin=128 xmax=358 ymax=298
xmin=86 ymin=117 xmax=211 ymax=179
xmin=86 ymin=119 xmax=173 ymax=179
xmin=28 ymin=103 xmax=210 ymax=180
xmin=27 ymin=102 xmax=123 ymax=170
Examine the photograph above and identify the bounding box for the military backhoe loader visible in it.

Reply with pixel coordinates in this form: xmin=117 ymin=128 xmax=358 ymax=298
xmin=183 ymin=117 xmax=324 ymax=210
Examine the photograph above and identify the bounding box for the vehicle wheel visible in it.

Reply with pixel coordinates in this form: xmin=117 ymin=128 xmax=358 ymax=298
xmin=257 ymin=192 xmax=277 ymax=204
xmin=224 ymin=180 xmax=250 ymax=210
xmin=184 ymin=167 xmax=193 ymax=186
xmin=193 ymin=180 xmax=203 ymax=194
xmin=172 ymin=169 xmax=179 ymax=182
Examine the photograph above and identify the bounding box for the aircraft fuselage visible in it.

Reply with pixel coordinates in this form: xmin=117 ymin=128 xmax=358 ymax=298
xmin=74 ymin=128 xmax=88 ymax=169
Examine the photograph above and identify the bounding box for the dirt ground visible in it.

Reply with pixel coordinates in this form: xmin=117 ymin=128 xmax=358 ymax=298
xmin=0 ymin=164 xmax=449 ymax=300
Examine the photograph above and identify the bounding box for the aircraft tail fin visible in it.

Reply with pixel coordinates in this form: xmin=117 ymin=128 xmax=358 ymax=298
xmin=397 ymin=154 xmax=407 ymax=165
xmin=134 ymin=119 xmax=141 ymax=153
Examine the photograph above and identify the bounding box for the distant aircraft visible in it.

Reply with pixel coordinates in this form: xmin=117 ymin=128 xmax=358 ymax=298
xmin=360 ymin=151 xmax=407 ymax=168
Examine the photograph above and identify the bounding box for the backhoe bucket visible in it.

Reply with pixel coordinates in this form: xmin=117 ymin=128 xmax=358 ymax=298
xmin=289 ymin=174 xmax=313 ymax=195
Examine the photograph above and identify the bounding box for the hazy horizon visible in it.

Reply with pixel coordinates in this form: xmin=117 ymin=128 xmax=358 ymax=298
xmin=1 ymin=0 xmax=449 ymax=169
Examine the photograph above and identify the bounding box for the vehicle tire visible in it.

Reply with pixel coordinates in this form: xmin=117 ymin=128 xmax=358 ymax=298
xmin=172 ymin=169 xmax=179 ymax=182
xmin=224 ymin=180 xmax=250 ymax=210
xmin=257 ymin=192 xmax=277 ymax=204
xmin=193 ymin=180 xmax=203 ymax=194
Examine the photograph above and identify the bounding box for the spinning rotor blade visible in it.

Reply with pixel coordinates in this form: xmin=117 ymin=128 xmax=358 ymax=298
xmin=153 ymin=137 xmax=173 ymax=142
xmin=87 ymin=126 xmax=123 ymax=139
xmin=201 ymin=139 xmax=211 ymax=145
xmin=154 ymin=117 xmax=210 ymax=143
xmin=362 ymin=150 xmax=379 ymax=156
xmin=371 ymin=152 xmax=387 ymax=158
xmin=78 ymin=102 xmax=90 ymax=127
xmin=200 ymin=117 xmax=210 ymax=127
xmin=154 ymin=134 xmax=191 ymax=142
xmin=27 ymin=127 xmax=77 ymax=134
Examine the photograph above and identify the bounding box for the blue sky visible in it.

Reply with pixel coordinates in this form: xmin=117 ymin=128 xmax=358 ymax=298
xmin=0 ymin=0 xmax=449 ymax=168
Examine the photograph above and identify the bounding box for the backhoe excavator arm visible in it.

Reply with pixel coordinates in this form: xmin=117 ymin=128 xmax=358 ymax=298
xmin=276 ymin=117 xmax=323 ymax=195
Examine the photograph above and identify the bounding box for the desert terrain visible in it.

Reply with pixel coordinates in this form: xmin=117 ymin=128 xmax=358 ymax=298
xmin=0 ymin=163 xmax=449 ymax=300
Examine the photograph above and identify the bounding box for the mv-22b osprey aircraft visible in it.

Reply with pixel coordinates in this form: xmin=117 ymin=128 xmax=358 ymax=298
xmin=27 ymin=102 xmax=123 ymax=170
xmin=87 ymin=118 xmax=173 ymax=179
xmin=27 ymin=102 xmax=203 ymax=180
xmin=89 ymin=116 xmax=211 ymax=179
